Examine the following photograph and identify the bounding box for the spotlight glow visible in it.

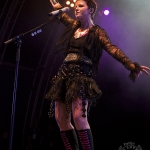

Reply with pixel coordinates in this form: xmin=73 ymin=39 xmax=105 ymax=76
xmin=70 ymin=3 xmax=74 ymax=7
xmin=104 ymin=10 xmax=110 ymax=15
xmin=66 ymin=1 xmax=70 ymax=5
xmin=73 ymin=0 xmax=77 ymax=2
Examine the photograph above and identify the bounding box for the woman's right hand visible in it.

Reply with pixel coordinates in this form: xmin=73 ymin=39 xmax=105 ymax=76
xmin=50 ymin=0 xmax=62 ymax=10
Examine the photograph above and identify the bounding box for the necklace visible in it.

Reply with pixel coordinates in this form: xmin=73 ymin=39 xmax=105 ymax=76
xmin=74 ymin=28 xmax=89 ymax=39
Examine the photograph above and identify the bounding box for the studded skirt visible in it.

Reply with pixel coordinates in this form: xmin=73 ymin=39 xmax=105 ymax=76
xmin=45 ymin=59 xmax=102 ymax=119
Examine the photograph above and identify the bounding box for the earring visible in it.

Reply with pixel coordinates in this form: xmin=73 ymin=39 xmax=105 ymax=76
xmin=90 ymin=8 xmax=93 ymax=13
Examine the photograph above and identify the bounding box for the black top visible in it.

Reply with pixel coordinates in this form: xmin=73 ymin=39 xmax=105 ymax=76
xmin=68 ymin=34 xmax=91 ymax=58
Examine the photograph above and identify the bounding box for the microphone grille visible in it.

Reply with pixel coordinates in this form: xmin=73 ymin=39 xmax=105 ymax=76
xmin=65 ymin=7 xmax=70 ymax=12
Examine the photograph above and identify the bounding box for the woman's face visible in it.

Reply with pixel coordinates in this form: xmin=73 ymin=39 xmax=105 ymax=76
xmin=74 ymin=0 xmax=91 ymax=20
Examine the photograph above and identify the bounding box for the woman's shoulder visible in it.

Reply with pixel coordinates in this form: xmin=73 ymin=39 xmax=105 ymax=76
xmin=92 ymin=24 xmax=106 ymax=31
xmin=91 ymin=25 xmax=108 ymax=36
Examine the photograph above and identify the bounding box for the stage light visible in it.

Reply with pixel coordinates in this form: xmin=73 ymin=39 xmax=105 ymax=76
xmin=65 ymin=0 xmax=76 ymax=7
xmin=66 ymin=1 xmax=70 ymax=5
xmin=31 ymin=29 xmax=42 ymax=36
xmin=37 ymin=29 xmax=42 ymax=33
xmin=31 ymin=33 xmax=34 ymax=36
xmin=103 ymin=10 xmax=110 ymax=16
xmin=70 ymin=3 xmax=74 ymax=7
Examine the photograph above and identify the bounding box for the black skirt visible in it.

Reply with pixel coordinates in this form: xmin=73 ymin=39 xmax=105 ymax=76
xmin=45 ymin=62 xmax=102 ymax=118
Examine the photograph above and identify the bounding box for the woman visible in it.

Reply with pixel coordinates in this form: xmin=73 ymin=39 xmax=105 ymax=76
xmin=45 ymin=0 xmax=150 ymax=149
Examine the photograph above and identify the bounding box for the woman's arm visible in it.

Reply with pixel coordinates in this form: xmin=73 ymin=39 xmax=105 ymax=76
xmin=49 ymin=0 xmax=74 ymax=26
xmin=99 ymin=28 xmax=136 ymax=70
xmin=99 ymin=28 xmax=150 ymax=81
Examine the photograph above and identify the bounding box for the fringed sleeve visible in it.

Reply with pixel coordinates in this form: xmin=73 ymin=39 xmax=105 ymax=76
xmin=99 ymin=28 xmax=141 ymax=82
xmin=58 ymin=12 xmax=74 ymax=26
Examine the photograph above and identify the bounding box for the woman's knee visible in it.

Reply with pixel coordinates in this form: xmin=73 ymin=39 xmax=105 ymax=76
xmin=73 ymin=113 xmax=90 ymax=130
xmin=55 ymin=103 xmax=70 ymax=125
xmin=55 ymin=113 xmax=69 ymax=124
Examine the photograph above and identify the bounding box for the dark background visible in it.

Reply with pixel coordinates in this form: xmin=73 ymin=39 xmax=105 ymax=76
xmin=0 ymin=0 xmax=150 ymax=149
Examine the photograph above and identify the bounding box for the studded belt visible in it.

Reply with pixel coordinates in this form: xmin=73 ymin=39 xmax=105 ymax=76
xmin=64 ymin=53 xmax=92 ymax=66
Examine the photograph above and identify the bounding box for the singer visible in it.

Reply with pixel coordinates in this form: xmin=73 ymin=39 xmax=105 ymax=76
xmin=45 ymin=0 xmax=150 ymax=149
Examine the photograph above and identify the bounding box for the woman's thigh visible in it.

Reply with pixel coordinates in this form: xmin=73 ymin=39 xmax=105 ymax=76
xmin=72 ymin=98 xmax=90 ymax=130
xmin=55 ymin=101 xmax=74 ymax=130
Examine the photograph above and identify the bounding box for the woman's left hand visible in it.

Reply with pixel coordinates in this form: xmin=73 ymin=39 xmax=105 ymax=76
xmin=137 ymin=66 xmax=150 ymax=77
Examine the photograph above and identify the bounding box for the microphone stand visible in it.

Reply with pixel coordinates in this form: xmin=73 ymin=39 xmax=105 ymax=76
xmin=4 ymin=16 xmax=58 ymax=150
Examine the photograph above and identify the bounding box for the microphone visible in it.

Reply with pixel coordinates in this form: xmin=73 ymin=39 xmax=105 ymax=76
xmin=49 ymin=7 xmax=70 ymax=16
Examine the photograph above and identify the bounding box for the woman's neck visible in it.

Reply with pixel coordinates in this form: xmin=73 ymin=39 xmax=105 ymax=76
xmin=79 ymin=18 xmax=94 ymax=31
